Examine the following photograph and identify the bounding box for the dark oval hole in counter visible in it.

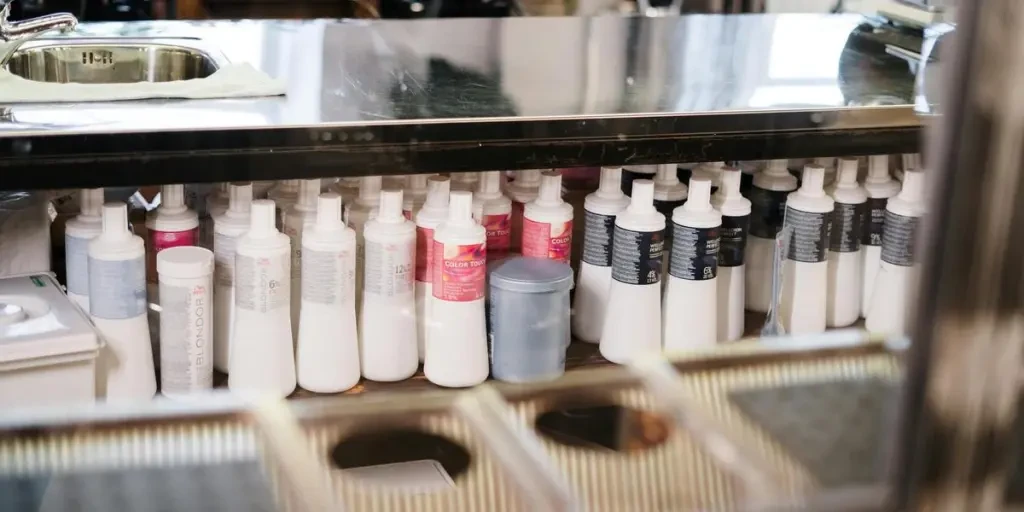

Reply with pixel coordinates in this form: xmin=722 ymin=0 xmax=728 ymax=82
xmin=535 ymin=403 xmax=672 ymax=453
xmin=330 ymin=429 xmax=471 ymax=492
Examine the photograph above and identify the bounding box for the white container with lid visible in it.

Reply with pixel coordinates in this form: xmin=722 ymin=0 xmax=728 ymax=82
xmin=473 ymin=171 xmax=513 ymax=261
xmin=65 ymin=188 xmax=104 ymax=313
xmin=449 ymin=172 xmax=479 ymax=192
xmin=663 ymin=178 xmax=721 ymax=351
xmin=866 ymin=170 xmax=925 ymax=336
xmin=228 ymin=200 xmax=296 ymax=398
xmin=861 ymin=155 xmax=901 ymax=317
xmin=90 ymin=202 xmax=156 ymax=402
xmin=414 ymin=177 xmax=450 ymax=362
xmin=361 ymin=190 xmax=418 ymax=382
xmin=826 ymin=158 xmax=868 ymax=327
xmin=403 ymin=174 xmax=430 ymax=220
xmin=0 ymin=273 xmax=102 ymax=409
xmin=157 ymin=246 xmax=214 ymax=399
xmin=145 ymin=185 xmax=199 ymax=290
xmin=296 ymin=193 xmax=360 ymax=393
xmin=268 ymin=180 xmax=300 ymax=228
xmin=506 ymin=169 xmax=542 ymax=253
xmin=746 ymin=159 xmax=798 ymax=313
xmin=522 ymin=171 xmax=574 ymax=265
xmin=779 ymin=165 xmax=835 ymax=335
xmin=283 ymin=179 xmax=320 ymax=342
xmin=711 ymin=168 xmax=751 ymax=342
xmin=212 ymin=182 xmax=252 ymax=373
xmin=425 ymin=191 xmax=488 ymax=387
xmin=573 ymin=167 xmax=630 ymax=343
xmin=600 ymin=180 xmax=665 ymax=364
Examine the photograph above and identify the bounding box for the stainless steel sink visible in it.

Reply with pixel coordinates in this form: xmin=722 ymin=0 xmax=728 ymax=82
xmin=5 ymin=38 xmax=229 ymax=84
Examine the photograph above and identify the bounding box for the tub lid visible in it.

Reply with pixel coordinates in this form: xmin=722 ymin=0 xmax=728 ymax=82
xmin=490 ymin=257 xmax=574 ymax=293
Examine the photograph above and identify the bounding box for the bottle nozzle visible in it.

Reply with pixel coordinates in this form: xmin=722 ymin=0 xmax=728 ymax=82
xmin=448 ymin=191 xmax=474 ymax=224
xmin=476 ymin=171 xmax=503 ymax=198
xmin=424 ymin=176 xmax=451 ymax=209
xmin=249 ymin=200 xmax=277 ymax=236
xmin=654 ymin=164 xmax=679 ymax=187
xmin=228 ymin=182 xmax=253 ymax=215
xmin=684 ymin=179 xmax=713 ymax=212
xmin=514 ymin=169 xmax=542 ymax=188
xmin=718 ymin=168 xmax=742 ymax=197
xmin=80 ymin=188 xmax=103 ymax=218
xmin=316 ymin=193 xmax=343 ymax=229
xmin=101 ymin=202 xmax=131 ymax=239
xmin=598 ymin=167 xmax=623 ymax=197
xmin=867 ymin=155 xmax=890 ymax=183
xmin=898 ymin=170 xmax=925 ymax=204
xmin=799 ymin=165 xmax=826 ymax=196
xmin=378 ymin=189 xmax=405 ymax=222
xmin=837 ymin=158 xmax=859 ymax=187
xmin=628 ymin=180 xmax=656 ymax=214
xmin=766 ymin=159 xmax=789 ymax=176
xmin=407 ymin=174 xmax=428 ymax=191
xmin=160 ymin=184 xmax=186 ymax=213
xmin=359 ymin=176 xmax=383 ymax=204
xmin=297 ymin=179 xmax=320 ymax=210
xmin=536 ymin=171 xmax=563 ymax=206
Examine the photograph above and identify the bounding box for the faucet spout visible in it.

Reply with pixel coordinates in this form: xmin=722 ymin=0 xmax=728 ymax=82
xmin=0 ymin=4 xmax=77 ymax=43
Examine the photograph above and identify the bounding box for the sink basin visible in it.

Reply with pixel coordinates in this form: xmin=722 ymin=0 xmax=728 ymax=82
xmin=5 ymin=38 xmax=229 ymax=84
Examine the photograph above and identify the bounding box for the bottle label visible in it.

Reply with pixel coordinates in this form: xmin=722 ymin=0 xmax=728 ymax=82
xmin=235 ymin=253 xmax=290 ymax=313
xmin=784 ymin=207 xmax=830 ymax=263
xmin=147 ymin=228 xmax=199 ymax=283
xmin=432 ymin=241 xmax=486 ymax=302
xmin=65 ymin=234 xmax=92 ymax=296
xmin=748 ymin=187 xmax=790 ymax=239
xmin=829 ymin=202 xmax=864 ymax=253
xmin=159 ymin=282 xmax=212 ymax=393
xmin=612 ymin=226 xmax=665 ymax=285
xmin=213 ymin=231 xmax=238 ymax=287
xmin=881 ymin=211 xmax=918 ymax=266
xmin=415 ymin=226 xmax=435 ymax=283
xmin=302 ymin=248 xmax=355 ymax=305
xmin=718 ymin=215 xmax=749 ymax=267
xmin=482 ymin=213 xmax=512 ymax=260
xmin=861 ymin=197 xmax=888 ymax=246
xmin=89 ymin=256 xmax=147 ymax=320
xmin=522 ymin=217 xmax=573 ymax=264
xmin=669 ymin=224 xmax=719 ymax=280
xmin=582 ymin=209 xmax=615 ymax=267
xmin=365 ymin=238 xmax=415 ymax=297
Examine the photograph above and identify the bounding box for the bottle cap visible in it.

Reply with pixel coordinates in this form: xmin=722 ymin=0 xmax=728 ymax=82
xmin=157 ymin=246 xmax=213 ymax=279
xmin=407 ymin=174 xmax=428 ymax=191
xmin=315 ymin=193 xmax=343 ymax=230
xmin=866 ymin=155 xmax=891 ymax=183
xmin=80 ymin=188 xmax=103 ymax=219
xmin=654 ymin=164 xmax=679 ymax=188
xmin=378 ymin=189 xmax=405 ymax=222
xmin=160 ymin=184 xmax=187 ymax=213
xmin=101 ymin=202 xmax=131 ymax=240
xmin=597 ymin=167 xmax=623 ymax=198
xmin=628 ymin=180 xmax=657 ymax=214
xmin=902 ymin=153 xmax=920 ymax=171
xmin=684 ymin=178 xmax=713 ymax=212
xmin=448 ymin=191 xmax=474 ymax=225
xmin=765 ymin=159 xmax=790 ymax=177
xmin=476 ymin=171 xmax=504 ymax=200
xmin=513 ymin=170 xmax=542 ymax=188
xmin=296 ymin=179 xmax=320 ymax=211
xmin=814 ymin=157 xmax=835 ymax=168
xmin=836 ymin=158 xmax=859 ymax=188
xmin=228 ymin=182 xmax=253 ymax=216
xmin=799 ymin=165 xmax=826 ymax=196
xmin=717 ymin=168 xmax=742 ymax=198
xmin=424 ymin=176 xmax=451 ymax=210
xmin=249 ymin=200 xmax=278 ymax=236
xmin=898 ymin=170 xmax=925 ymax=204
xmin=452 ymin=172 xmax=478 ymax=184
xmin=536 ymin=171 xmax=563 ymax=206
xmin=358 ymin=176 xmax=383 ymax=205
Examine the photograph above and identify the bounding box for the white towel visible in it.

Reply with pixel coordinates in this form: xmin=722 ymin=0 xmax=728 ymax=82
xmin=0 ymin=63 xmax=286 ymax=103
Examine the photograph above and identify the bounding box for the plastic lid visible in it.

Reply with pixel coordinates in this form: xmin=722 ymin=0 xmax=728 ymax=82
xmin=535 ymin=171 xmax=564 ymax=206
xmin=814 ymin=157 xmax=835 ymax=168
xmin=476 ymin=171 xmax=504 ymax=200
xmin=765 ymin=159 xmax=790 ymax=177
xmin=654 ymin=164 xmax=687 ymax=199
xmin=160 ymin=184 xmax=187 ymax=213
xmin=902 ymin=153 xmax=921 ymax=171
xmin=358 ymin=176 xmax=383 ymax=205
xmin=713 ymin=169 xmax=743 ymax=205
xmin=80 ymin=188 xmax=103 ymax=219
xmin=684 ymin=178 xmax=713 ymax=212
xmin=157 ymin=246 xmax=213 ymax=279
xmin=490 ymin=256 xmax=574 ymax=293
xmin=407 ymin=174 xmax=428 ymax=192
xmin=597 ymin=167 xmax=623 ymax=198
xmin=513 ymin=170 xmax=542 ymax=188
xmin=101 ymin=202 xmax=132 ymax=241
xmin=628 ymin=180 xmax=657 ymax=214
xmin=452 ymin=172 xmax=478 ymax=184
xmin=424 ymin=176 xmax=451 ymax=210
xmin=249 ymin=200 xmax=278 ymax=236
xmin=836 ymin=158 xmax=859 ymax=188
xmin=448 ymin=191 xmax=474 ymax=225
xmin=316 ymin=193 xmax=344 ymax=229
xmin=278 ymin=180 xmax=299 ymax=192
xmin=378 ymin=189 xmax=405 ymax=222
xmin=866 ymin=155 xmax=891 ymax=183
xmin=228 ymin=182 xmax=253 ymax=216
xmin=799 ymin=165 xmax=827 ymax=197
xmin=296 ymin=179 xmax=320 ymax=211
xmin=625 ymin=164 xmax=657 ymax=175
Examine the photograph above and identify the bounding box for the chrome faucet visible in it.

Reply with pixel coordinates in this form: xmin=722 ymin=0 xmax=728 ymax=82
xmin=0 ymin=1 xmax=77 ymax=43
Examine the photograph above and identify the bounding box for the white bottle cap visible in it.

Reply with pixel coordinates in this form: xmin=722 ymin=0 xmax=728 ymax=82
xmin=297 ymin=179 xmax=320 ymax=211
xmin=161 ymin=184 xmax=187 ymax=214
xmin=101 ymin=202 xmax=132 ymax=241
xmin=685 ymin=178 xmax=714 ymax=213
xmin=514 ymin=169 xmax=542 ymax=188
xmin=836 ymin=158 xmax=859 ymax=188
xmin=799 ymin=165 xmax=827 ymax=197
xmin=476 ymin=171 xmax=503 ymax=200
xmin=898 ymin=170 xmax=925 ymax=204
xmin=452 ymin=172 xmax=478 ymax=184
xmin=279 ymin=179 xmax=299 ymax=192
xmin=902 ymin=153 xmax=920 ymax=171
xmin=157 ymin=246 xmax=214 ymax=279
xmin=358 ymin=176 xmax=383 ymax=204
xmin=80 ymin=188 xmax=104 ymax=219
xmin=316 ymin=193 xmax=344 ymax=230
xmin=249 ymin=200 xmax=278 ymax=236
xmin=815 ymin=157 xmax=835 ymax=168
xmin=654 ymin=164 xmax=679 ymax=187
xmin=448 ymin=191 xmax=474 ymax=225
xmin=536 ymin=171 xmax=563 ymax=207
xmin=378 ymin=189 xmax=405 ymax=222
xmin=765 ymin=159 xmax=790 ymax=177
xmin=718 ymin=168 xmax=742 ymax=199
xmin=597 ymin=167 xmax=624 ymax=198
xmin=424 ymin=176 xmax=451 ymax=210
xmin=228 ymin=182 xmax=253 ymax=216
xmin=407 ymin=174 xmax=428 ymax=191
xmin=628 ymin=180 xmax=657 ymax=214
xmin=866 ymin=155 xmax=891 ymax=183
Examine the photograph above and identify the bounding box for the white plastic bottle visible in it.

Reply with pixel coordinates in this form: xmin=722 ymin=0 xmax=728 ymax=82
xmin=361 ymin=190 xmax=418 ymax=381
xmin=145 ymin=184 xmax=199 ymax=292
xmin=522 ymin=171 xmax=574 ymax=264
xmin=711 ymin=168 xmax=751 ymax=342
xmin=746 ymin=159 xmax=798 ymax=312
xmin=600 ymin=180 xmax=665 ymax=364
xmin=425 ymin=191 xmax=489 ymax=387
xmin=296 ymin=193 xmax=360 ymax=393
xmin=200 ymin=183 xmax=230 ymax=250
xmin=779 ymin=165 xmax=835 ymax=335
xmin=212 ymin=182 xmax=252 ymax=373
xmin=653 ymin=164 xmax=688 ymax=279
xmin=349 ymin=176 xmax=383 ymax=308
xmin=283 ymin=178 xmax=320 ymax=341
xmin=450 ymin=172 xmax=479 ymax=192
xmin=506 ymin=169 xmax=542 ymax=253
xmin=414 ymin=177 xmax=450 ymax=362
xmin=65 ymin=188 xmax=104 ymax=312
xmin=403 ymin=174 xmax=429 ymax=220
xmin=89 ymin=202 xmax=156 ymax=402
xmin=663 ymin=178 xmax=721 ymax=351
xmin=860 ymin=155 xmax=901 ymax=317
xmin=157 ymin=246 xmax=214 ymax=399
xmin=826 ymin=158 xmax=868 ymax=327
xmin=268 ymin=180 xmax=299 ymax=228
xmin=228 ymin=200 xmax=296 ymax=398
xmin=473 ymin=171 xmax=513 ymax=261
xmin=573 ymin=167 xmax=630 ymax=343
xmin=866 ymin=170 xmax=925 ymax=336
